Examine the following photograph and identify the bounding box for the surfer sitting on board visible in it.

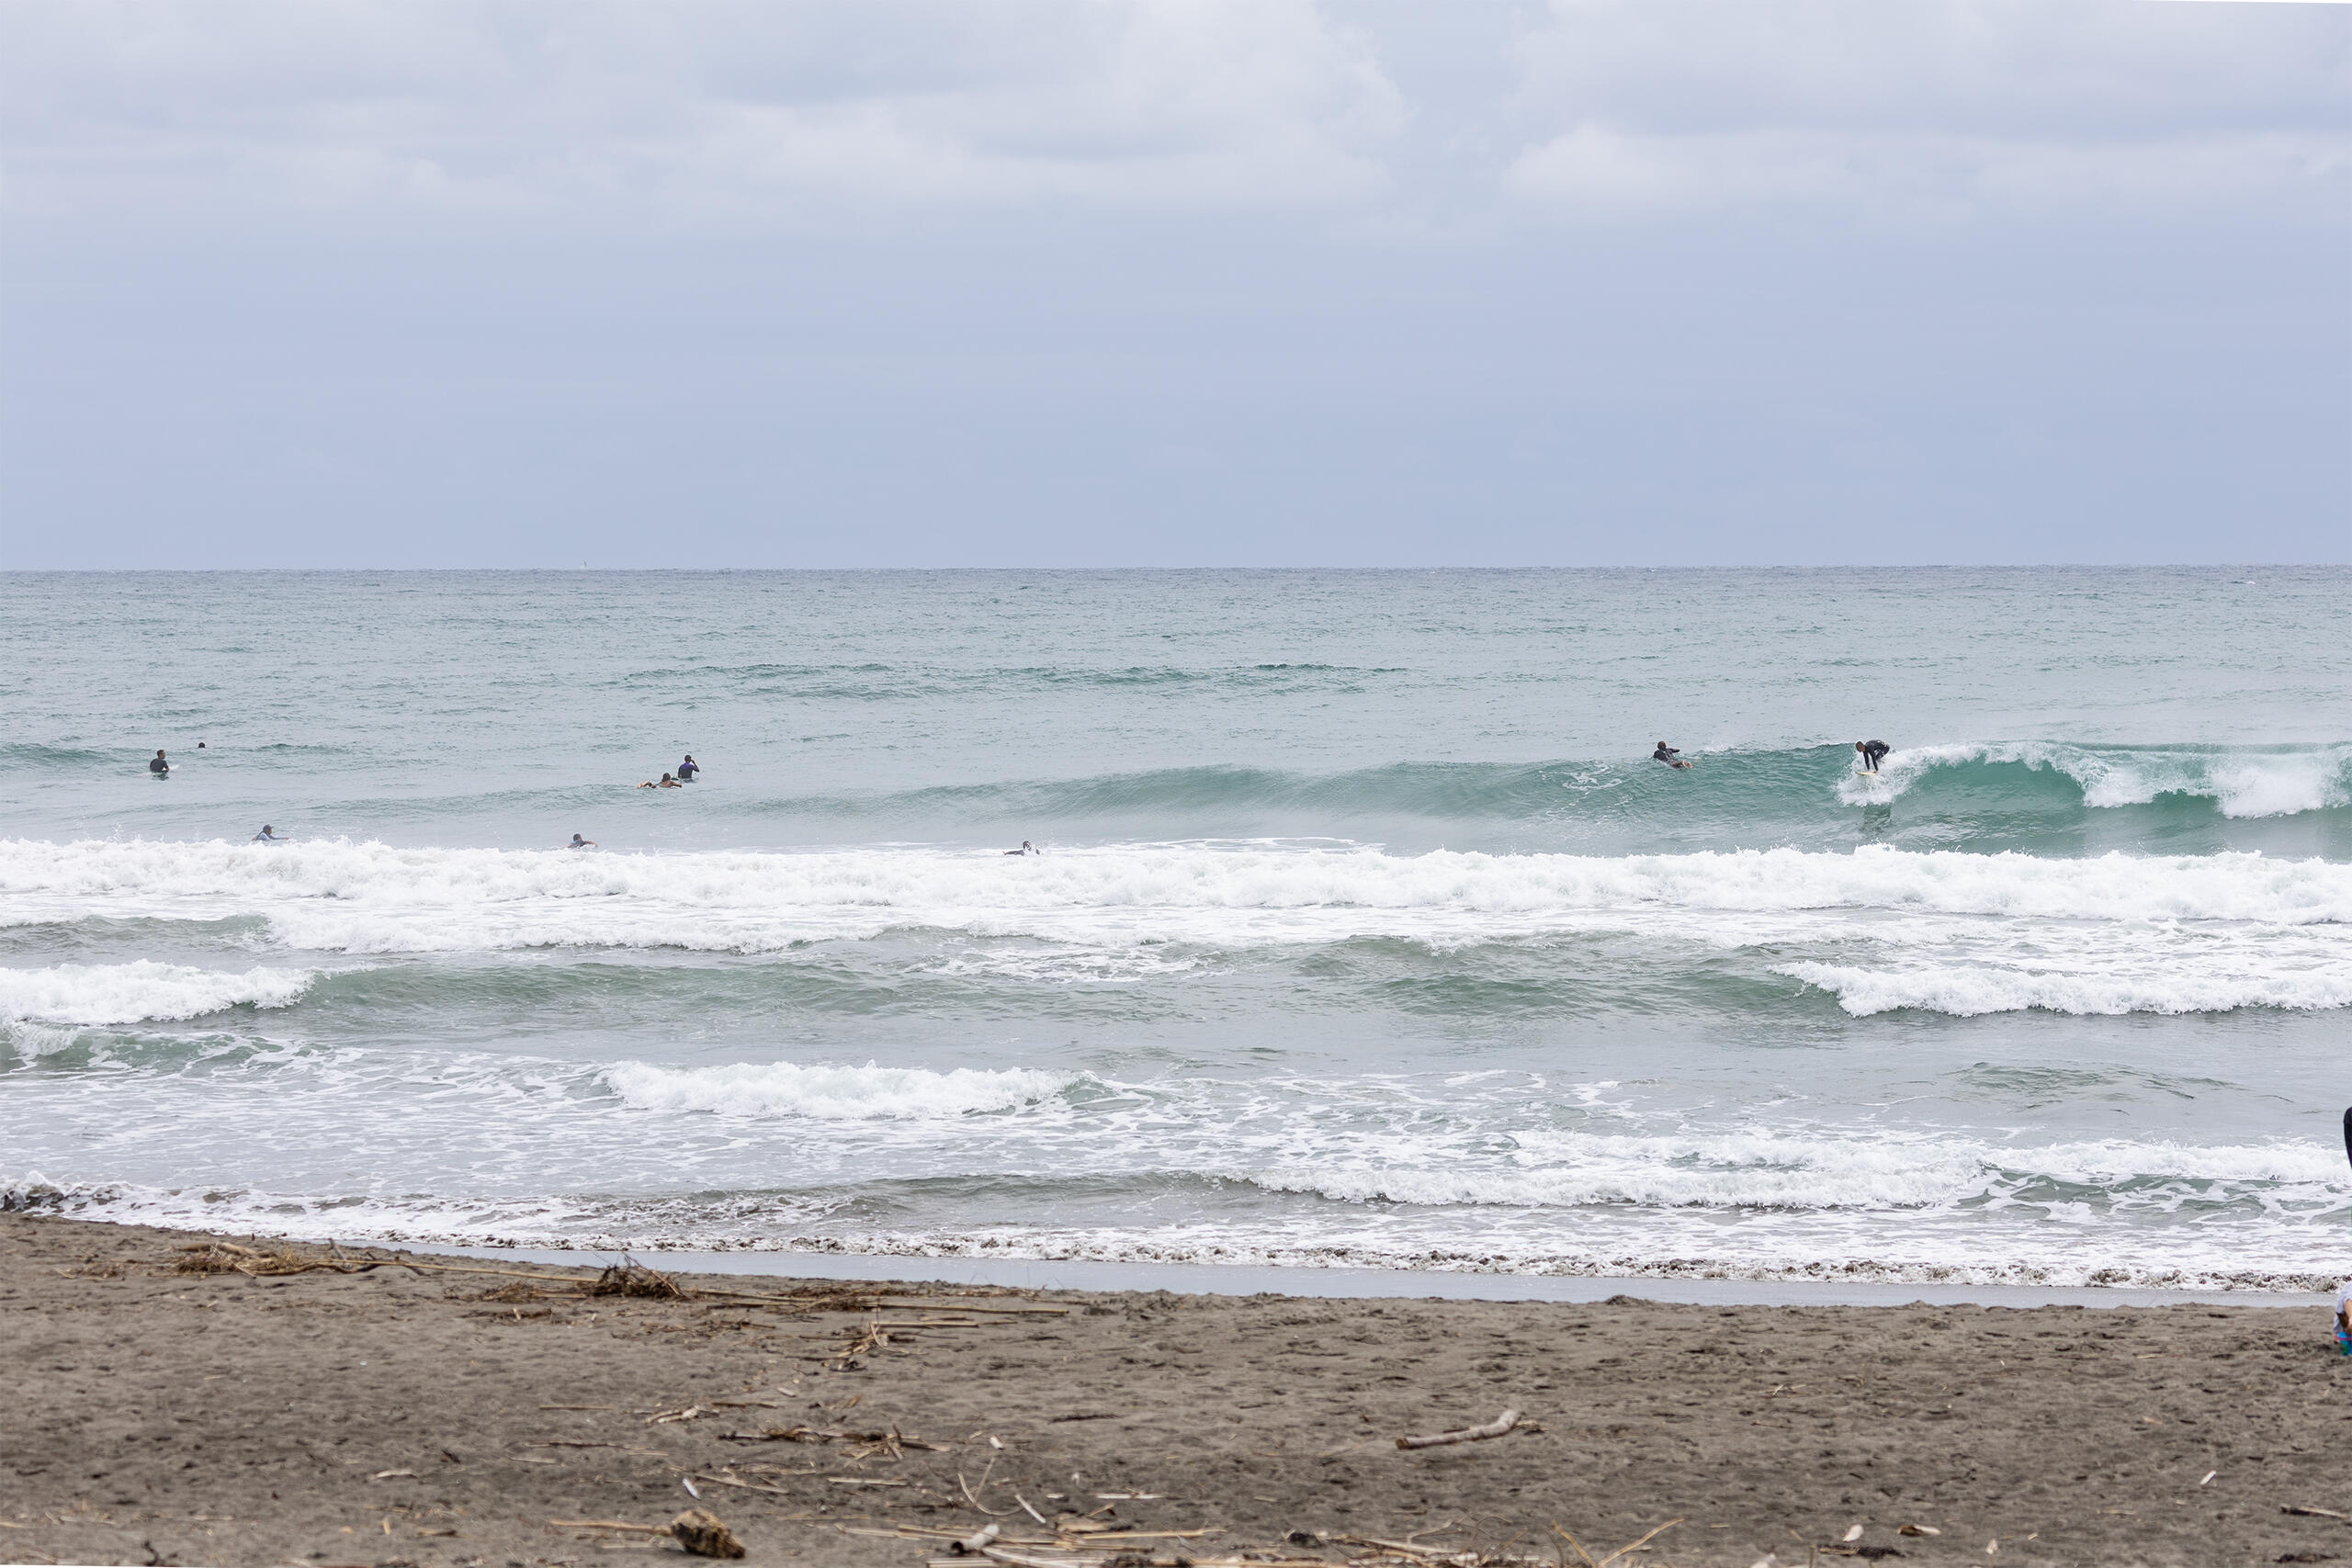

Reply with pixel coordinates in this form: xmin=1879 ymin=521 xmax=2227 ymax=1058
xmin=148 ymin=750 xmax=169 ymax=775
xmin=1652 ymin=741 xmax=1691 ymax=770
xmin=677 ymin=754 xmax=699 ymax=782
xmin=1855 ymin=739 xmax=1891 ymax=774
xmin=1003 ymin=840 xmax=1038 ymax=856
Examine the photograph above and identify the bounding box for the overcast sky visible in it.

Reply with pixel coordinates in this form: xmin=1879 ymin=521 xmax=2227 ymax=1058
xmin=2 ymin=0 xmax=2346 ymax=569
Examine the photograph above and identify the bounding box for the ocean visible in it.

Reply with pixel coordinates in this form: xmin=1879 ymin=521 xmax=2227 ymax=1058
xmin=2 ymin=567 xmax=2346 ymax=1292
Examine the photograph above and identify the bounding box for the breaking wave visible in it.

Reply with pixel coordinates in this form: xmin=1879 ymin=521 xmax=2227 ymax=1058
xmin=1838 ymin=741 xmax=2352 ymax=818
xmin=6 ymin=838 xmax=2344 ymax=1019
xmin=3 ymin=839 xmax=2346 ymax=943
xmin=1781 ymin=959 xmax=2352 ymax=1017
xmin=0 ymin=960 xmax=318 ymax=1026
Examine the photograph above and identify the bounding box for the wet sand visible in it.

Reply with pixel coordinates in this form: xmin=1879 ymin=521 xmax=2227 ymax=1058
xmin=3 ymin=1213 xmax=2346 ymax=1568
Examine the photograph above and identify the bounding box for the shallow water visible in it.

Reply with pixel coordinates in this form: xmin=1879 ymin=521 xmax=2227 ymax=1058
xmin=3 ymin=567 xmax=2347 ymax=1290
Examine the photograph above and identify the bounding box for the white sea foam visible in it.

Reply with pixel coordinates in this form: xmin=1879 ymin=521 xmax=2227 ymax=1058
xmin=4 ymin=838 xmax=2346 ymax=941
xmin=921 ymin=946 xmax=1205 ymax=983
xmin=8 ymin=1062 xmax=2343 ymax=1292
xmin=0 ymin=1021 xmax=83 ymax=1058
xmin=6 ymin=837 xmax=2345 ymax=1017
xmin=10 ymin=1146 xmax=2344 ymax=1293
xmin=1245 ymin=1134 xmax=1981 ymax=1212
xmin=0 ymin=961 xmax=318 ymax=1025
xmin=1241 ymin=1131 xmax=2348 ymax=1216
xmin=600 ymin=1059 xmax=1082 ymax=1120
xmin=1781 ymin=958 xmax=2352 ymax=1017
xmin=1837 ymin=741 xmax=2352 ymax=817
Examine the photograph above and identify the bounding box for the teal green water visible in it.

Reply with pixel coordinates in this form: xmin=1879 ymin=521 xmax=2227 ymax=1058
xmin=1 ymin=568 xmax=2347 ymax=1289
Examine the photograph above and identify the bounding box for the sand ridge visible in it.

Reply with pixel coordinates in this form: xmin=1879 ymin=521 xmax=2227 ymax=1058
xmin=1 ymin=1215 xmax=2346 ymax=1568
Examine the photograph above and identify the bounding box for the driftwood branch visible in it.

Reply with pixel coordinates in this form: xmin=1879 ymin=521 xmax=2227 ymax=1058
xmin=1396 ymin=1407 xmax=1523 ymax=1450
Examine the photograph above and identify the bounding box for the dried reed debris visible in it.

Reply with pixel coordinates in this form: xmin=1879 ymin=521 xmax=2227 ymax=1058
xmin=169 ymin=1240 xmax=392 ymax=1278
xmin=593 ymin=1260 xmax=687 ymax=1299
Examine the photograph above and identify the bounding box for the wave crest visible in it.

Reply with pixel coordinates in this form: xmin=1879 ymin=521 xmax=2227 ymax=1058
xmin=1781 ymin=959 xmax=2352 ymax=1017
xmin=1838 ymin=741 xmax=2352 ymax=818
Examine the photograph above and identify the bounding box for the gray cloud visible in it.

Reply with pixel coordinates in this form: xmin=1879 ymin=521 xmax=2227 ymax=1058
xmin=1500 ymin=0 xmax=2348 ymax=216
xmin=3 ymin=2 xmax=1408 ymax=217
xmin=12 ymin=1 xmax=2339 ymax=222
xmin=1 ymin=1 xmax=2345 ymax=567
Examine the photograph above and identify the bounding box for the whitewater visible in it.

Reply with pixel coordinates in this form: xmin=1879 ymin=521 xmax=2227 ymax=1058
xmin=3 ymin=567 xmax=2347 ymax=1293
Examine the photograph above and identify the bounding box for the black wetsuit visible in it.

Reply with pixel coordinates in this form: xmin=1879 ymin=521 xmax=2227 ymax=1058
xmin=148 ymin=755 xmax=168 ymax=774
xmin=1860 ymin=740 xmax=1890 ymax=773
xmin=1652 ymin=744 xmax=1681 ymax=766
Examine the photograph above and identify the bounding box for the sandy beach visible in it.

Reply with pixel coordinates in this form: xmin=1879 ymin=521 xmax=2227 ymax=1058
xmin=3 ymin=1215 xmax=2346 ymax=1568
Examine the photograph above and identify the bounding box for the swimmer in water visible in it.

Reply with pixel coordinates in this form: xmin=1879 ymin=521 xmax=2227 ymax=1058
xmin=1003 ymin=840 xmax=1038 ymax=856
xmin=677 ymin=754 xmax=698 ymax=782
xmin=253 ymin=825 xmax=285 ymax=842
xmin=1652 ymin=741 xmax=1691 ymax=770
xmin=568 ymin=833 xmax=596 ymax=849
xmin=1855 ymin=739 xmax=1890 ymax=774
xmin=148 ymin=750 xmax=169 ymax=775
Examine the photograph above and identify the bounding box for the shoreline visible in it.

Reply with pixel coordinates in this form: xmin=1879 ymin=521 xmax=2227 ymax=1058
xmin=407 ymin=1239 xmax=2334 ymax=1311
xmin=16 ymin=1202 xmax=2336 ymax=1309
xmin=7 ymin=1212 xmax=2349 ymax=1568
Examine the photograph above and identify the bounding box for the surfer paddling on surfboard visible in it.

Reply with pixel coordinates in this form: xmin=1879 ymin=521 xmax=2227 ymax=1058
xmin=1652 ymin=741 xmax=1692 ymax=770
xmin=1855 ymin=739 xmax=1891 ymax=774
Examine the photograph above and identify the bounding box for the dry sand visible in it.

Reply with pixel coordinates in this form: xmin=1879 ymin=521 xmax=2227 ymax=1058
xmin=2 ymin=1214 xmax=2346 ymax=1568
